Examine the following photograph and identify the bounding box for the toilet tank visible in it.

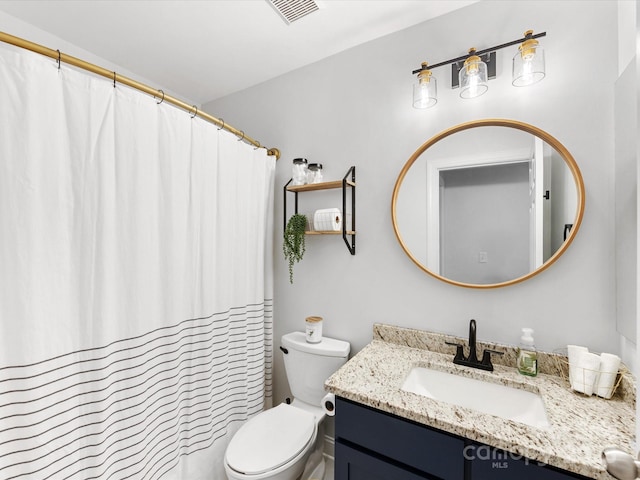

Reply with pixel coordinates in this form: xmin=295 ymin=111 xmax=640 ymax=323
xmin=281 ymin=332 xmax=350 ymax=407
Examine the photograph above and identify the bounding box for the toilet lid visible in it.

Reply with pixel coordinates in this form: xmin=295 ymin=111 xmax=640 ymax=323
xmin=226 ymin=403 xmax=316 ymax=475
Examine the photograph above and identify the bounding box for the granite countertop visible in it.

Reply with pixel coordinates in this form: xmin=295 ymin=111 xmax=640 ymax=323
xmin=324 ymin=324 xmax=636 ymax=479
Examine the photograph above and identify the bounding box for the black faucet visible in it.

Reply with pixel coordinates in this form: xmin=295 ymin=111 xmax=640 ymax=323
xmin=445 ymin=319 xmax=503 ymax=372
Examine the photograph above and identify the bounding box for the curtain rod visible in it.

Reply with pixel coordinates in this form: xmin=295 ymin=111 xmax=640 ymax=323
xmin=0 ymin=31 xmax=281 ymax=160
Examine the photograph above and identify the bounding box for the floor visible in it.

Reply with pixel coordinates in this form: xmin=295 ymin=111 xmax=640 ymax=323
xmin=307 ymin=455 xmax=334 ymax=480
xmin=325 ymin=457 xmax=334 ymax=480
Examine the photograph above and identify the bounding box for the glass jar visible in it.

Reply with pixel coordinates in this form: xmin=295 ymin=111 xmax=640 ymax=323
xmin=307 ymin=163 xmax=323 ymax=184
xmin=305 ymin=316 xmax=323 ymax=343
xmin=292 ymin=158 xmax=308 ymax=186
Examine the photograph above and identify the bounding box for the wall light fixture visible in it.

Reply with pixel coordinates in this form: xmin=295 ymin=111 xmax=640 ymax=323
xmin=412 ymin=30 xmax=546 ymax=109
xmin=458 ymin=48 xmax=488 ymax=99
xmin=512 ymin=30 xmax=545 ymax=87
xmin=413 ymin=62 xmax=438 ymax=108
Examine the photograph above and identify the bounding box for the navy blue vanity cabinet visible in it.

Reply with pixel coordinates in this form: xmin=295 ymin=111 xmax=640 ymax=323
xmin=335 ymin=441 xmax=437 ymax=480
xmin=335 ymin=397 xmax=592 ymax=480
xmin=469 ymin=443 xmax=592 ymax=480
xmin=335 ymin=397 xmax=465 ymax=479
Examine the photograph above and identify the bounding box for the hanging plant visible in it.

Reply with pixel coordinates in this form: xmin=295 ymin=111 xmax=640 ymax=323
xmin=283 ymin=213 xmax=307 ymax=284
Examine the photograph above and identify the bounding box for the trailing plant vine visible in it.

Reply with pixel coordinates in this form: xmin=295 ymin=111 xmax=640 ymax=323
xmin=283 ymin=213 xmax=307 ymax=284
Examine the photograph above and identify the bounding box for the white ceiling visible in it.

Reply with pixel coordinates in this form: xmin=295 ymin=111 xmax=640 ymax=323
xmin=0 ymin=0 xmax=476 ymax=105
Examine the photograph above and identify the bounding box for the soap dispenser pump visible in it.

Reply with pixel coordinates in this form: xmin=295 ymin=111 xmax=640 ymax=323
xmin=517 ymin=328 xmax=538 ymax=377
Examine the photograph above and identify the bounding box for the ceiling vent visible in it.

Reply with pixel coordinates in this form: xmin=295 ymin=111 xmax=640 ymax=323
xmin=268 ymin=0 xmax=320 ymax=24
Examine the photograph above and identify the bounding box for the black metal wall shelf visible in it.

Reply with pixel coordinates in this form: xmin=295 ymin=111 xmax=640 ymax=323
xmin=283 ymin=166 xmax=356 ymax=254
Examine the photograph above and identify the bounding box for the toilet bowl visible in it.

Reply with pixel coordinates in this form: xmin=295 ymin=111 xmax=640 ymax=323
xmin=224 ymin=332 xmax=350 ymax=480
xmin=224 ymin=402 xmax=320 ymax=480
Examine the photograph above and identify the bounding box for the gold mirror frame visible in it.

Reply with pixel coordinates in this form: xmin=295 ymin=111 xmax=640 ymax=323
xmin=391 ymin=119 xmax=585 ymax=289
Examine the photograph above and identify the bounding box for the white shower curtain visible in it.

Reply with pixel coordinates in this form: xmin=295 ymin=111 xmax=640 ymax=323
xmin=0 ymin=43 xmax=274 ymax=479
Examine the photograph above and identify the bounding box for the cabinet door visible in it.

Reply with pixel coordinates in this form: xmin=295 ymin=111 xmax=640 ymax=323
xmin=335 ymin=398 xmax=465 ymax=479
xmin=335 ymin=441 xmax=437 ymax=480
xmin=469 ymin=445 xmax=591 ymax=480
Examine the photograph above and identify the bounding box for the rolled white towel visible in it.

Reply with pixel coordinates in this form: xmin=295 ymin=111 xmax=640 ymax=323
xmin=595 ymin=353 xmax=621 ymax=399
xmin=567 ymin=345 xmax=588 ymax=389
xmin=572 ymin=351 xmax=601 ymax=396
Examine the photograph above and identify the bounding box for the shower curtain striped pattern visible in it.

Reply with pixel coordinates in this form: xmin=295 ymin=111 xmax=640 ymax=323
xmin=0 ymin=43 xmax=275 ymax=479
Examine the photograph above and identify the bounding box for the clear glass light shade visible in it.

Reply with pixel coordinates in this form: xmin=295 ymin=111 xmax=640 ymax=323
xmin=512 ymin=44 xmax=545 ymax=86
xmin=458 ymin=57 xmax=488 ymax=99
xmin=413 ymin=72 xmax=437 ymax=109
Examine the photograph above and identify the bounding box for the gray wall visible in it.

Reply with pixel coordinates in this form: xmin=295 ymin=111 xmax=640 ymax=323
xmin=615 ymin=18 xmax=638 ymax=346
xmin=205 ymin=1 xmax=623 ymax=406
xmin=440 ymin=163 xmax=530 ymax=284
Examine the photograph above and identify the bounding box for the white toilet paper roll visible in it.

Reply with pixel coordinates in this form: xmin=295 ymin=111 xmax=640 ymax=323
xmin=321 ymin=393 xmax=336 ymax=416
xmin=313 ymin=208 xmax=342 ymax=232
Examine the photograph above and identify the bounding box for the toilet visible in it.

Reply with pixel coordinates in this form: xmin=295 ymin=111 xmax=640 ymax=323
xmin=224 ymin=331 xmax=350 ymax=480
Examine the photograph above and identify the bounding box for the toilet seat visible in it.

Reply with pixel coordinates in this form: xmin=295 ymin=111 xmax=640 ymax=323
xmin=225 ymin=403 xmax=316 ymax=475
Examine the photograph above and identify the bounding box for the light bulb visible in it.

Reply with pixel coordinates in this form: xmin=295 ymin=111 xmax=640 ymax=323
xmin=468 ymin=73 xmax=481 ymax=98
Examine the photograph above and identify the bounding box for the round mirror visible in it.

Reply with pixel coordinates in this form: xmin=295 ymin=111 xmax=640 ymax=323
xmin=392 ymin=119 xmax=585 ymax=288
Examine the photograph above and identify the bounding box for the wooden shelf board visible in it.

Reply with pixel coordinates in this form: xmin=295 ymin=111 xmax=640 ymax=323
xmin=306 ymin=230 xmax=356 ymax=235
xmin=287 ymin=180 xmax=355 ymax=192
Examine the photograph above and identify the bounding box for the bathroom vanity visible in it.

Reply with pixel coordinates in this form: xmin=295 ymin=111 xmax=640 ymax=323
xmin=335 ymin=397 xmax=587 ymax=479
xmin=325 ymin=324 xmax=635 ymax=480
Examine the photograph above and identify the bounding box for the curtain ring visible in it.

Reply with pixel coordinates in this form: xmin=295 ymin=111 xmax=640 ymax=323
xmin=155 ymin=89 xmax=165 ymax=105
xmin=113 ymin=71 xmax=116 ymax=88
xmin=237 ymin=131 xmax=245 ymax=142
xmin=56 ymin=49 xmax=61 ymax=70
xmin=253 ymin=141 xmax=261 ymax=150
xmin=217 ymin=119 xmax=225 ymax=131
xmin=190 ymin=105 xmax=198 ymax=118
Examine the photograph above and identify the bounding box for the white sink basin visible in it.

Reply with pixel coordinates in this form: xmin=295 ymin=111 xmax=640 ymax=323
xmin=401 ymin=366 xmax=550 ymax=429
